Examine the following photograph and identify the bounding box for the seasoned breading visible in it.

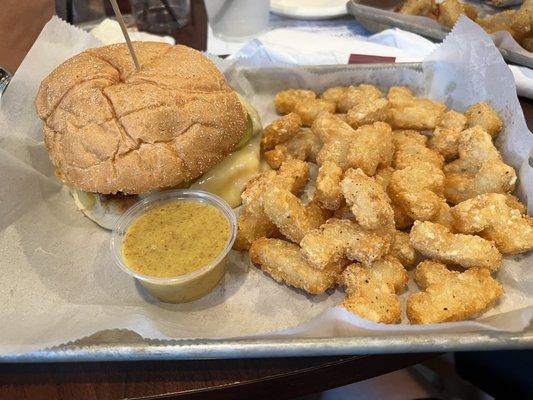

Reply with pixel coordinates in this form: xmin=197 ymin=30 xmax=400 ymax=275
xmin=389 ymin=161 xmax=445 ymax=221
xmin=451 ymin=193 xmax=533 ymax=254
xmin=315 ymin=161 xmax=344 ymax=210
xmin=431 ymin=201 xmax=454 ymax=230
xmin=341 ymin=256 xmax=408 ymax=324
xmin=389 ymin=231 xmax=416 ymax=267
xmin=260 ymin=113 xmax=302 ymax=152
xmin=263 ymin=187 xmax=327 ymax=244
xmin=346 ymin=98 xmax=390 ymax=129
xmin=320 ymin=86 xmax=349 ymax=110
xmin=249 ymin=238 xmax=339 ymax=294
xmin=300 ymin=218 xmax=392 ymax=269
xmin=341 ymin=168 xmax=394 ymax=230
xmin=429 ymin=110 xmax=467 ymax=160
xmin=387 ymin=87 xmax=447 ymax=130
xmin=274 ymin=89 xmax=316 ymax=115
xmin=399 ymin=0 xmax=436 ymax=16
xmin=337 ymin=84 xmax=384 ymax=113
xmin=234 ymin=208 xmax=279 ymax=251
xmin=393 ymin=130 xmax=444 ymax=169
xmin=505 ymin=194 xmax=527 ymax=214
xmin=437 ymin=0 xmax=477 ymax=28
xmin=294 ymin=98 xmax=336 ymax=127
xmin=464 ymin=102 xmax=503 ymax=138
xmin=264 ymin=128 xmax=322 ymax=169
xmin=409 ymin=221 xmax=502 ymax=271
xmin=407 ymin=261 xmax=503 ymax=324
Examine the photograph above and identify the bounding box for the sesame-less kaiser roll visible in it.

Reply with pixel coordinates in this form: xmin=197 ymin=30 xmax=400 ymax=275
xmin=35 ymin=42 xmax=248 ymax=195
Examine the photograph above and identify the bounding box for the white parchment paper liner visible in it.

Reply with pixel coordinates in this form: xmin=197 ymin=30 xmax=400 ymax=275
xmin=0 ymin=17 xmax=531 ymax=355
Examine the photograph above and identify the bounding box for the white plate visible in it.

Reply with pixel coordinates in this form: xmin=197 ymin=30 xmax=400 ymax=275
xmin=271 ymin=0 xmax=348 ymax=20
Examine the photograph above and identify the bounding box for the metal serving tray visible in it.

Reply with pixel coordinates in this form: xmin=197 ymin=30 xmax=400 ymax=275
xmin=1 ymin=63 xmax=531 ymax=362
xmin=347 ymin=0 xmax=533 ymax=69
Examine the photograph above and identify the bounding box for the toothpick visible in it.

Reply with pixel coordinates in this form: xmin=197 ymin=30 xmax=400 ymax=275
xmin=109 ymin=0 xmax=141 ymax=72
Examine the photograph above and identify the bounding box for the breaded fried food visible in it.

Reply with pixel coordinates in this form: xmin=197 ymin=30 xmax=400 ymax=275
xmin=261 ymin=113 xmax=302 ymax=152
xmin=234 ymin=208 xmax=279 ymax=251
xmin=429 ymin=110 xmax=467 ymax=160
xmin=294 ymin=98 xmax=336 ymax=127
xmin=451 ymin=193 xmax=533 ymax=254
xmin=464 ymin=102 xmax=503 ymax=138
xmin=431 ymin=201 xmax=454 ymax=230
xmin=249 ymin=238 xmax=339 ymax=294
xmin=407 ymin=261 xmax=503 ymax=324
xmin=264 ymin=128 xmax=322 ymax=169
xmin=315 ymin=161 xmax=344 ymax=210
xmin=387 ymin=87 xmax=447 ymax=130
xmin=341 ymin=168 xmax=394 ymax=230
xmin=314 ymin=113 xmax=394 ymax=175
xmin=300 ymin=218 xmax=392 ymax=269
xmin=477 ymin=10 xmax=522 ymax=40
xmin=444 ymin=127 xmax=516 ymax=204
xmin=337 ymin=84 xmax=384 ymax=113
xmin=341 ymin=256 xmax=408 ymax=324
xmin=320 ymin=86 xmax=349 ymax=110
xmin=274 ymin=89 xmax=316 ymax=115
xmin=399 ymin=0 xmax=436 ymax=16
xmin=263 ymin=187 xmax=327 ymax=244
xmin=437 ymin=0 xmax=477 ymax=28
xmin=389 ymin=231 xmax=416 ymax=267
xmin=389 ymin=161 xmax=445 ymax=221
xmin=410 ymin=221 xmax=502 ymax=271
xmin=346 ymin=98 xmax=389 ymax=129
xmin=393 ymin=130 xmax=444 ymax=169
xmin=505 ymin=194 xmax=527 ymax=214
xmin=374 ymin=166 xmax=415 ymax=229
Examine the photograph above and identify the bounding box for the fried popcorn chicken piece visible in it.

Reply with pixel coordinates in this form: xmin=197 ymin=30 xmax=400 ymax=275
xmin=477 ymin=10 xmax=522 ymax=40
xmin=337 ymin=84 xmax=384 ymax=113
xmin=399 ymin=0 xmax=436 ymax=16
xmin=410 ymin=221 xmax=502 ymax=271
xmin=274 ymin=89 xmax=316 ymax=115
xmin=341 ymin=168 xmax=394 ymax=230
xmin=314 ymin=113 xmax=394 ymax=175
xmin=260 ymin=113 xmax=302 ymax=152
xmin=374 ymin=166 xmax=415 ymax=229
xmin=249 ymin=238 xmax=339 ymax=294
xmin=443 ymin=127 xmax=516 ymax=204
xmin=505 ymin=194 xmax=527 ymax=214
xmin=264 ymin=128 xmax=322 ymax=169
xmin=393 ymin=130 xmax=444 ymax=169
xmin=236 ymin=160 xmax=310 ymax=250
xmin=512 ymin=0 xmax=533 ymax=35
xmin=320 ymin=86 xmax=349 ymax=109
xmin=387 ymin=87 xmax=447 ymax=130
xmin=341 ymin=256 xmax=408 ymax=324
xmin=437 ymin=0 xmax=477 ymax=29
xmin=389 ymin=162 xmax=445 ymax=221
xmin=464 ymin=102 xmax=503 ymax=138
xmin=300 ymin=218 xmax=392 ymax=269
xmin=346 ymin=98 xmax=390 ymax=129
xmin=389 ymin=231 xmax=416 ymax=267
xmin=315 ymin=161 xmax=344 ymax=210
xmin=294 ymin=98 xmax=336 ymax=127
xmin=431 ymin=201 xmax=453 ymax=230
xmin=407 ymin=261 xmax=503 ymax=324
xmin=451 ymin=193 xmax=533 ymax=255
xmin=429 ymin=110 xmax=467 ymax=160
xmin=263 ymin=187 xmax=327 ymax=244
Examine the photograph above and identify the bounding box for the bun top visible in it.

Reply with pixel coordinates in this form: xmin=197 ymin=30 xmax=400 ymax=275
xmin=35 ymin=42 xmax=247 ymax=194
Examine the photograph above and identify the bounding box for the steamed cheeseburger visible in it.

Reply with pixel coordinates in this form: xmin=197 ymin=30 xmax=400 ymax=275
xmin=35 ymin=42 xmax=261 ymax=228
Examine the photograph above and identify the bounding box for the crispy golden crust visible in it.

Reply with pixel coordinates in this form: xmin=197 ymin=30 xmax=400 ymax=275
xmin=409 ymin=221 xmax=502 ymax=271
xmin=429 ymin=110 xmax=467 ymax=160
xmin=249 ymin=238 xmax=339 ymax=294
xmin=407 ymin=261 xmax=503 ymax=324
xmin=389 ymin=231 xmax=417 ymax=267
xmin=274 ymin=89 xmax=317 ymax=115
xmin=437 ymin=0 xmax=477 ymax=28
xmin=263 ymin=128 xmax=322 ymax=169
xmin=341 ymin=168 xmax=394 ymax=230
xmin=37 ymin=43 xmax=247 ymax=194
xmin=315 ymin=161 xmax=344 ymax=210
xmin=393 ymin=130 xmax=444 ymax=170
xmin=464 ymin=102 xmax=503 ymax=138
xmin=260 ymin=113 xmax=302 ymax=152
xmin=346 ymin=122 xmax=394 ymax=176
xmin=399 ymin=0 xmax=436 ymax=16
xmin=337 ymin=84 xmax=384 ymax=114
xmin=451 ymin=193 xmax=533 ymax=255
xmin=320 ymin=86 xmax=349 ymax=110
xmin=346 ymin=98 xmax=389 ymax=129
xmin=294 ymin=99 xmax=336 ymax=127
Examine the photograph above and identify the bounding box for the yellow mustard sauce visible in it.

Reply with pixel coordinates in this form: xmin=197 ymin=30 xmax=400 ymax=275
xmin=122 ymin=201 xmax=230 ymax=278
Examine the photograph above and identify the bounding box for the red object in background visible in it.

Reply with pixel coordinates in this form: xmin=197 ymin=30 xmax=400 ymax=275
xmin=349 ymin=54 xmax=396 ymax=64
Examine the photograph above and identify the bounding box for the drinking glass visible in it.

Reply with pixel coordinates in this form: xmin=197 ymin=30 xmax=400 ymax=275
xmin=129 ymin=0 xmax=191 ymax=34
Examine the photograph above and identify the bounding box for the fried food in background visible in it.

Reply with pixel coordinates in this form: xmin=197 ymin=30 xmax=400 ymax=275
xmin=337 ymin=84 xmax=383 ymax=113
xmin=275 ymin=89 xmax=316 ymax=114
xmin=407 ymin=261 xmax=503 ymax=324
xmin=294 ymin=98 xmax=336 ymax=126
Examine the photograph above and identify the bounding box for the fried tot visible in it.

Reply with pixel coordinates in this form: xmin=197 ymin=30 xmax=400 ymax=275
xmin=249 ymin=238 xmax=339 ymax=294
xmin=315 ymin=161 xmax=344 ymax=210
xmin=431 ymin=201 xmax=454 ymax=230
xmin=294 ymin=98 xmax=336 ymax=127
xmin=387 ymin=87 xmax=447 ymax=130
xmin=393 ymin=130 xmax=444 ymax=169
xmin=389 ymin=161 xmax=445 ymax=221
xmin=300 ymin=218 xmax=392 ymax=269
xmin=263 ymin=187 xmax=327 ymax=244
xmin=374 ymin=166 xmax=415 ymax=229
xmin=389 ymin=231 xmax=417 ymax=267
xmin=346 ymin=98 xmax=389 ymax=129
xmin=429 ymin=110 xmax=467 ymax=160
xmin=274 ymin=89 xmax=316 ymax=115
xmin=410 ymin=221 xmax=502 ymax=271
xmin=341 ymin=256 xmax=408 ymax=324
xmin=437 ymin=0 xmax=477 ymax=28
xmin=464 ymin=102 xmax=503 ymax=138
xmin=341 ymin=168 xmax=394 ymax=230
xmin=260 ymin=113 xmax=302 ymax=152
xmin=451 ymin=193 xmax=533 ymax=254
xmin=407 ymin=261 xmax=503 ymax=324
xmin=234 ymin=208 xmax=279 ymax=251
xmin=320 ymin=86 xmax=349 ymax=110
xmin=399 ymin=0 xmax=436 ymax=16
xmin=264 ymin=128 xmax=322 ymax=169
xmin=337 ymin=84 xmax=384 ymax=113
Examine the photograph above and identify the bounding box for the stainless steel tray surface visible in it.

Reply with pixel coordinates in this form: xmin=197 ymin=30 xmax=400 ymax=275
xmin=347 ymin=0 xmax=533 ymax=69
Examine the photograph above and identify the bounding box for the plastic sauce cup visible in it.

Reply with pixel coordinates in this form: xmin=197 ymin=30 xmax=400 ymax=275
xmin=110 ymin=189 xmax=236 ymax=303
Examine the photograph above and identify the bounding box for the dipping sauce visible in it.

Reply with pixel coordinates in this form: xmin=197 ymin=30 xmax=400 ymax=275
xmin=122 ymin=201 xmax=230 ymax=278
